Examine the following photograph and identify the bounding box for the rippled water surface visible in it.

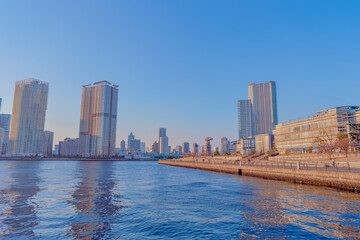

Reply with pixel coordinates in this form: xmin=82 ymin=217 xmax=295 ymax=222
xmin=0 ymin=160 xmax=359 ymax=239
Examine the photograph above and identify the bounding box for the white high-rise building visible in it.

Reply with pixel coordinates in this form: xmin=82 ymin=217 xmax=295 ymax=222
xmin=238 ymin=100 xmax=253 ymax=139
xmin=248 ymin=81 xmax=278 ymax=135
xmin=160 ymin=136 xmax=168 ymax=154
xmin=79 ymin=81 xmax=118 ymax=157
xmin=158 ymin=128 xmax=166 ymax=143
xmin=8 ymin=79 xmax=49 ymax=155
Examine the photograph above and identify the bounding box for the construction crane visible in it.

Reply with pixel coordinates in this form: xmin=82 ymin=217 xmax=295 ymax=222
xmin=205 ymin=137 xmax=213 ymax=155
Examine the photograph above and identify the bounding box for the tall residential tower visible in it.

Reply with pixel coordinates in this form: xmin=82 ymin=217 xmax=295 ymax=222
xmin=237 ymin=100 xmax=254 ymax=139
xmin=248 ymin=81 xmax=278 ymax=135
xmin=79 ymin=81 xmax=118 ymax=157
xmin=8 ymin=79 xmax=48 ymax=155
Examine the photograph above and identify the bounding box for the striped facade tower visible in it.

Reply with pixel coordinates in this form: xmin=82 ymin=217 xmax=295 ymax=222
xmin=248 ymin=81 xmax=278 ymax=135
xmin=79 ymin=81 xmax=118 ymax=157
xmin=237 ymin=99 xmax=254 ymax=139
xmin=8 ymin=79 xmax=49 ymax=155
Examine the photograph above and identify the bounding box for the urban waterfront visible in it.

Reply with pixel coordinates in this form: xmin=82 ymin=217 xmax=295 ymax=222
xmin=0 ymin=161 xmax=359 ymax=239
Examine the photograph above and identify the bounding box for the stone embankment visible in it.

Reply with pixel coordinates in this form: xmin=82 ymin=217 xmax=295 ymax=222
xmin=159 ymin=159 xmax=360 ymax=192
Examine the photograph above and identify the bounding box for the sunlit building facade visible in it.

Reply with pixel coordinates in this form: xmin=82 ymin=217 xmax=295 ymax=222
xmin=273 ymin=106 xmax=360 ymax=154
xmin=221 ymin=137 xmax=231 ymax=154
xmin=158 ymin=128 xmax=166 ymax=144
xmin=79 ymin=81 xmax=118 ymax=157
xmin=8 ymin=79 xmax=49 ymax=155
xmin=248 ymin=81 xmax=278 ymax=135
xmin=160 ymin=136 xmax=168 ymax=154
xmin=255 ymin=133 xmax=274 ymax=154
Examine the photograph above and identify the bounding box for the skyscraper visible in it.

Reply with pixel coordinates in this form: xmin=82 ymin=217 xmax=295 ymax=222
xmin=42 ymin=131 xmax=54 ymax=156
xmin=120 ymin=140 xmax=126 ymax=151
xmin=79 ymin=81 xmax=118 ymax=157
xmin=127 ymin=132 xmax=135 ymax=153
xmin=0 ymin=114 xmax=11 ymax=154
xmin=248 ymin=81 xmax=278 ymax=135
xmin=182 ymin=142 xmax=190 ymax=154
xmin=193 ymin=143 xmax=199 ymax=154
xmin=238 ymin=100 xmax=254 ymax=139
xmin=158 ymin=128 xmax=166 ymax=143
xmin=133 ymin=139 xmax=141 ymax=153
xmin=160 ymin=136 xmax=168 ymax=154
xmin=8 ymin=79 xmax=49 ymax=155
xmin=175 ymin=145 xmax=182 ymax=154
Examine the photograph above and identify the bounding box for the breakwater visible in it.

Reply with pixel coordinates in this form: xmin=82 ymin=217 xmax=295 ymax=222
xmin=159 ymin=159 xmax=360 ymax=192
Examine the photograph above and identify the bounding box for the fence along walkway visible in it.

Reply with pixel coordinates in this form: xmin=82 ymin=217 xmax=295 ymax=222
xmin=165 ymin=158 xmax=360 ymax=173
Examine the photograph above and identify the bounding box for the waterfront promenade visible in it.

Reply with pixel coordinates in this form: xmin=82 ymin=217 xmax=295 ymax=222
xmin=159 ymin=156 xmax=360 ymax=192
xmin=0 ymin=157 xmax=157 ymax=161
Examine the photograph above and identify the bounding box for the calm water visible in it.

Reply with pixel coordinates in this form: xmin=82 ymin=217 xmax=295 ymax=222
xmin=0 ymin=161 xmax=359 ymax=240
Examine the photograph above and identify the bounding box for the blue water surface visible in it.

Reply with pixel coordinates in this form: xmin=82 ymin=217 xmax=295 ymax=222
xmin=0 ymin=160 xmax=359 ymax=239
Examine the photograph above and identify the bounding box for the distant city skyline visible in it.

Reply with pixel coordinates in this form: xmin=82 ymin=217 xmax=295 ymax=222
xmin=1 ymin=1 xmax=360 ymax=148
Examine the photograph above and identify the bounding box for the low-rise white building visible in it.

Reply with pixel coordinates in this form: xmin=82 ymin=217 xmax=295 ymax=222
xmin=273 ymin=106 xmax=360 ymax=154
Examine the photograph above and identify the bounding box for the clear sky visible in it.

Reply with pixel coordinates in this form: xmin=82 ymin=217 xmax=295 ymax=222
xmin=1 ymin=0 xmax=360 ymax=149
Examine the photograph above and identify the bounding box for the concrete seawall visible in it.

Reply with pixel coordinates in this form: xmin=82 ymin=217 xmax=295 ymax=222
xmin=159 ymin=160 xmax=360 ymax=192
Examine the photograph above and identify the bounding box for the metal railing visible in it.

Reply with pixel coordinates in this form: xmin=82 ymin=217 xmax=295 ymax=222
xmin=163 ymin=158 xmax=360 ymax=173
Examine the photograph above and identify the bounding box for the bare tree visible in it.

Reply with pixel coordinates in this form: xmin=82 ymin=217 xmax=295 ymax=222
xmin=336 ymin=133 xmax=351 ymax=157
xmin=313 ymin=133 xmax=337 ymax=161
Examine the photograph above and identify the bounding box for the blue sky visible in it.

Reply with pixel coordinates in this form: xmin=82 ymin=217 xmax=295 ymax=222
xmin=1 ymin=0 xmax=360 ymax=148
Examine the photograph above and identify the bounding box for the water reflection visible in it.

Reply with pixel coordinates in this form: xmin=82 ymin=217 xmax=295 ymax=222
xmin=0 ymin=161 xmax=41 ymax=238
xmin=239 ymin=179 xmax=360 ymax=239
xmin=67 ymin=161 xmax=123 ymax=239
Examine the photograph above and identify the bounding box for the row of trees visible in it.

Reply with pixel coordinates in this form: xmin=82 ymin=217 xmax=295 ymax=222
xmin=313 ymin=133 xmax=357 ymax=160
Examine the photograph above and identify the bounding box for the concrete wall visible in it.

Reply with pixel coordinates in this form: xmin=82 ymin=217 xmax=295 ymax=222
xmin=159 ymin=160 xmax=360 ymax=192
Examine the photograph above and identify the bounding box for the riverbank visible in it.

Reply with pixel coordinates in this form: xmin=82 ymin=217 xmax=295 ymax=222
xmin=159 ymin=159 xmax=360 ymax=192
xmin=0 ymin=157 xmax=158 ymax=161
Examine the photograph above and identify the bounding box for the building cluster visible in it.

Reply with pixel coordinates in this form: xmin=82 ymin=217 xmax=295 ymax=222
xmin=0 ymin=79 xmax=119 ymax=157
xmin=1 ymin=78 xmax=359 ymax=158
xmin=235 ymin=81 xmax=360 ymax=155
xmin=235 ymin=81 xmax=277 ymax=155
